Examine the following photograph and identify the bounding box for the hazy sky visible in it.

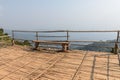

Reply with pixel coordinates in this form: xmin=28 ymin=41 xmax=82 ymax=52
xmin=1 ymin=0 xmax=120 ymax=30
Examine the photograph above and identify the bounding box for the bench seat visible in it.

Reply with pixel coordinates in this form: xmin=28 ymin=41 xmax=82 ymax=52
xmin=32 ymin=40 xmax=69 ymax=52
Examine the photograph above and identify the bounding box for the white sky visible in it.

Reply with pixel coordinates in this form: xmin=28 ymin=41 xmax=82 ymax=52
xmin=0 ymin=5 xmax=3 ymax=16
xmin=0 ymin=0 xmax=120 ymax=30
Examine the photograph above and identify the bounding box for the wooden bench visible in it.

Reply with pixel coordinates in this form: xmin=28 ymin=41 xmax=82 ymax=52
xmin=32 ymin=40 xmax=69 ymax=52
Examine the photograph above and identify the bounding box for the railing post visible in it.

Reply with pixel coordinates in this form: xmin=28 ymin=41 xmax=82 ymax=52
xmin=66 ymin=30 xmax=69 ymax=50
xmin=114 ymin=42 xmax=118 ymax=54
xmin=12 ymin=30 xmax=15 ymax=46
xmin=67 ymin=30 xmax=69 ymax=41
xmin=36 ymin=32 xmax=38 ymax=40
xmin=117 ymin=53 xmax=120 ymax=66
xmin=114 ymin=31 xmax=119 ymax=54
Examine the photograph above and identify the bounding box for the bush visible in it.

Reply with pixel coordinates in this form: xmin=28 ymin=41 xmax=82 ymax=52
xmin=0 ymin=28 xmax=4 ymax=36
xmin=23 ymin=40 xmax=31 ymax=46
xmin=15 ymin=40 xmax=31 ymax=46
xmin=4 ymin=33 xmax=8 ymax=35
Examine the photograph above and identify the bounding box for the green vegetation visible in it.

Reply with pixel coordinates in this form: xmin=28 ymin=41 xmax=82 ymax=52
xmin=0 ymin=28 xmax=12 ymax=46
xmin=0 ymin=28 xmax=31 ymax=46
xmin=0 ymin=28 xmax=4 ymax=36
xmin=23 ymin=40 xmax=31 ymax=46
xmin=14 ymin=40 xmax=31 ymax=46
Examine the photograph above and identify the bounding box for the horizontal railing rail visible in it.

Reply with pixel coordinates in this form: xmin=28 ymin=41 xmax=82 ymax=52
xmin=12 ymin=30 xmax=120 ymax=32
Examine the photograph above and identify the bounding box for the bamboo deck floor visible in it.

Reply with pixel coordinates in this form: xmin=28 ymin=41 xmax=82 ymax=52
xmin=0 ymin=46 xmax=120 ymax=80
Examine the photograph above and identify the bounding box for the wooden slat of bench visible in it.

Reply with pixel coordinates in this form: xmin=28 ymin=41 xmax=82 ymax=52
xmin=33 ymin=40 xmax=69 ymax=44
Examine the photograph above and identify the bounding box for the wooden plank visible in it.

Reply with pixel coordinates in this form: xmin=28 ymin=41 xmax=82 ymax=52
xmin=72 ymin=51 xmax=88 ymax=80
xmin=33 ymin=40 xmax=69 ymax=44
xmin=22 ymin=55 xmax=59 ymax=79
xmin=12 ymin=30 xmax=67 ymax=33
xmin=90 ymin=55 xmax=96 ymax=80
xmin=69 ymin=40 xmax=115 ymax=43
xmin=37 ymin=36 xmax=68 ymax=37
xmin=12 ymin=30 xmax=119 ymax=33
xmin=33 ymin=54 xmax=65 ymax=80
xmin=107 ymin=55 xmax=110 ymax=80
xmin=68 ymin=30 xmax=118 ymax=32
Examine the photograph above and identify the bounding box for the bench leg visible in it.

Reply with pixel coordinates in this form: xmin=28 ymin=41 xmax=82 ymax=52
xmin=34 ymin=42 xmax=40 ymax=50
xmin=62 ymin=44 xmax=68 ymax=52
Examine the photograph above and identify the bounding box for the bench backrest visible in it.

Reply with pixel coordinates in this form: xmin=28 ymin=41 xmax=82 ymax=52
xmin=33 ymin=40 xmax=69 ymax=44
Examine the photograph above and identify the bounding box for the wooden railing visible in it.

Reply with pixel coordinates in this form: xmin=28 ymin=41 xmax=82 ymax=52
xmin=11 ymin=30 xmax=120 ymax=54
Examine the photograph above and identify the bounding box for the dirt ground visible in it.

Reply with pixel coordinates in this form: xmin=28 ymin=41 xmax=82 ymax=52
xmin=0 ymin=45 xmax=120 ymax=80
